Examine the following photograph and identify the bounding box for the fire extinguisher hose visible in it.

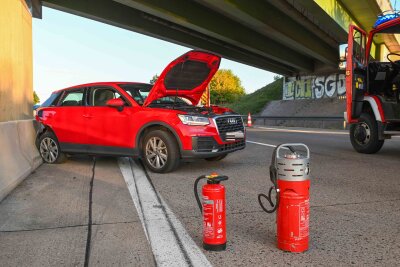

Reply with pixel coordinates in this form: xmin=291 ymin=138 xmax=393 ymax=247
xmin=194 ymin=175 xmax=206 ymax=213
xmin=258 ymin=186 xmax=280 ymax=213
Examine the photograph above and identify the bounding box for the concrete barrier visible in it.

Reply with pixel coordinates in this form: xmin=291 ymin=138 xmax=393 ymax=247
xmin=17 ymin=120 xmax=42 ymax=169
xmin=259 ymin=99 xmax=346 ymax=129
xmin=0 ymin=120 xmax=42 ymax=202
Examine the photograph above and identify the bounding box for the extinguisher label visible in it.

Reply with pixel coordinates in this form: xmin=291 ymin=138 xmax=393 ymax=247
xmin=216 ymin=199 xmax=224 ymax=239
xmin=203 ymin=198 xmax=225 ymax=240
xmin=203 ymin=199 xmax=215 ymax=238
xmin=299 ymin=200 xmax=309 ymax=238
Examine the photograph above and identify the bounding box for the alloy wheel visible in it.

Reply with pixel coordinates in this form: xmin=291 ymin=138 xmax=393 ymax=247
xmin=39 ymin=137 xmax=59 ymax=163
xmin=145 ymin=137 xmax=168 ymax=169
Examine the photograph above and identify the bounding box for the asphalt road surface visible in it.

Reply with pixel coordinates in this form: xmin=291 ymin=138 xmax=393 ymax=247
xmin=148 ymin=127 xmax=400 ymax=266
xmin=1 ymin=126 xmax=399 ymax=266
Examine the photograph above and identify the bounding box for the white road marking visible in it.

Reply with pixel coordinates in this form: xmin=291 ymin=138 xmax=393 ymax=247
xmin=246 ymin=140 xmax=277 ymax=148
xmin=118 ymin=158 xmax=212 ymax=267
xmin=250 ymin=126 xmax=400 ymax=139
xmin=118 ymin=158 xmax=149 ymax=240
xmin=253 ymin=126 xmax=349 ymax=135
xmin=246 ymin=141 xmax=294 ymax=151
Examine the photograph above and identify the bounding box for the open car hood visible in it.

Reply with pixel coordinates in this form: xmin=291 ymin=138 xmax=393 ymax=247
xmin=143 ymin=50 xmax=221 ymax=107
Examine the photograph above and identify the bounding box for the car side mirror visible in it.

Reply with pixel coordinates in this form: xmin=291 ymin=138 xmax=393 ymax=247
xmin=106 ymin=98 xmax=125 ymax=111
xmin=339 ymin=43 xmax=348 ymax=70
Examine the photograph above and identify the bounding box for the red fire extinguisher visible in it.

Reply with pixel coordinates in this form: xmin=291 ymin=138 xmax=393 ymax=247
xmin=194 ymin=173 xmax=228 ymax=251
xmin=258 ymin=143 xmax=310 ymax=253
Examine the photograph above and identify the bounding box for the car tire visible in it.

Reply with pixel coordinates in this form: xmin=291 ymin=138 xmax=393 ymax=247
xmin=142 ymin=130 xmax=180 ymax=173
xmin=38 ymin=131 xmax=67 ymax=164
xmin=350 ymin=112 xmax=384 ymax=154
xmin=205 ymin=154 xmax=228 ymax=161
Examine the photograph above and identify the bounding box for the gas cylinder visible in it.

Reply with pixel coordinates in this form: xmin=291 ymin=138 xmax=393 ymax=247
xmin=258 ymin=143 xmax=310 ymax=253
xmin=194 ymin=174 xmax=228 ymax=251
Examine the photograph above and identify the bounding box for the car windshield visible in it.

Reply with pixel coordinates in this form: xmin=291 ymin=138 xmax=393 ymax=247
xmin=370 ymin=32 xmax=400 ymax=62
xmin=370 ymin=22 xmax=400 ymax=62
xmin=118 ymin=83 xmax=191 ymax=106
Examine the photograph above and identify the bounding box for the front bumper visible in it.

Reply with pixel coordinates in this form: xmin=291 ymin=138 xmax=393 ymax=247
xmin=181 ymin=136 xmax=246 ymax=159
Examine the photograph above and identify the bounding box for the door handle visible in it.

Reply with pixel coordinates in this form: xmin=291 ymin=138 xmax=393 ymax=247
xmin=83 ymin=114 xmax=93 ymax=118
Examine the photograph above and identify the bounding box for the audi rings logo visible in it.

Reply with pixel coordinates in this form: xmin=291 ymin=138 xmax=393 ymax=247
xmin=227 ymin=118 xmax=237 ymax=124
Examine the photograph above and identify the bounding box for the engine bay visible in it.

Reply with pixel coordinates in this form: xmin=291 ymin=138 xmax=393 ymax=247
xmin=148 ymin=102 xmax=236 ymax=117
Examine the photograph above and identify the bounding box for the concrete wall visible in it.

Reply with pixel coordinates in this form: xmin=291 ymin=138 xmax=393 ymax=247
xmin=0 ymin=120 xmax=42 ymax=202
xmin=283 ymin=74 xmax=346 ymax=100
xmin=0 ymin=0 xmax=33 ymax=122
xmin=257 ymin=98 xmax=346 ymax=129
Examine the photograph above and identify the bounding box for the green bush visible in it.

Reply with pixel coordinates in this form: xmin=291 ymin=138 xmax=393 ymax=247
xmin=226 ymin=78 xmax=283 ymax=115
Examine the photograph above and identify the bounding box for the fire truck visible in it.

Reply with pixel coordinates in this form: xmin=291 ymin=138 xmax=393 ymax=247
xmin=340 ymin=11 xmax=400 ymax=153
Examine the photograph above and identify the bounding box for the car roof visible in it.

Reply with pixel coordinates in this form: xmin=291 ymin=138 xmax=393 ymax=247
xmin=53 ymin=82 xmax=151 ymax=93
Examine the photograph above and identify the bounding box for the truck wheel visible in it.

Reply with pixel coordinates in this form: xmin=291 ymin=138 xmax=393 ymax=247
xmin=38 ymin=131 xmax=67 ymax=164
xmin=350 ymin=112 xmax=384 ymax=154
xmin=205 ymin=154 xmax=227 ymax=161
xmin=142 ymin=130 xmax=180 ymax=173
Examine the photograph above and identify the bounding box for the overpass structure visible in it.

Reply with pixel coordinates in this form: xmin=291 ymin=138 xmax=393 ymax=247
xmin=42 ymin=0 xmax=340 ymax=75
xmin=42 ymin=0 xmax=397 ymax=74
xmin=1 ymin=0 xmax=397 ymax=121
xmin=0 ymin=0 xmax=397 ymax=200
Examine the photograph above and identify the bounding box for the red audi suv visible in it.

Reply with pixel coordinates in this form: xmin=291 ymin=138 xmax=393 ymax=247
xmin=35 ymin=50 xmax=246 ymax=172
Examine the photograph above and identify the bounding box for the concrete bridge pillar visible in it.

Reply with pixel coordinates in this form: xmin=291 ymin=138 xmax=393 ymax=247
xmin=0 ymin=0 xmax=33 ymax=122
xmin=0 ymin=0 xmax=42 ymax=202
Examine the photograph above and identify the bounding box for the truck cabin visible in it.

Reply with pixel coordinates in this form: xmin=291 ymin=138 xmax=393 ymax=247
xmin=368 ymin=22 xmax=400 ymax=102
xmin=340 ymin=12 xmax=400 ymax=103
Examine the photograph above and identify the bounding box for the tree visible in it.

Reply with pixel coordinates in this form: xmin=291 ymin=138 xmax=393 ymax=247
xmin=273 ymin=75 xmax=282 ymax=81
xmin=33 ymin=91 xmax=40 ymax=104
xmin=209 ymin=69 xmax=245 ymax=104
xmin=149 ymin=74 xmax=159 ymax=85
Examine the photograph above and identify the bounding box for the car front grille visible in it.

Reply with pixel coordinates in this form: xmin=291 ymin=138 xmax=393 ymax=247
xmin=192 ymin=137 xmax=245 ymax=153
xmin=219 ymin=140 xmax=245 ymax=152
xmin=194 ymin=137 xmax=216 ymax=152
xmin=214 ymin=116 xmax=244 ymax=141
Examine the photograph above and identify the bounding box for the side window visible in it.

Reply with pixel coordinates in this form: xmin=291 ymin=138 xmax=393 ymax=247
xmin=90 ymin=87 xmax=128 ymax=106
xmin=353 ymin=29 xmax=366 ymax=65
xmin=59 ymin=89 xmax=84 ymax=106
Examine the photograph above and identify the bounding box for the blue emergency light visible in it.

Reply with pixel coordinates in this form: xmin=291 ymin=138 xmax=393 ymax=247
xmin=374 ymin=12 xmax=400 ymax=28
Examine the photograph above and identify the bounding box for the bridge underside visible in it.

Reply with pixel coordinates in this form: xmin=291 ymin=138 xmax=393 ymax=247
xmin=43 ymin=0 xmax=346 ymax=76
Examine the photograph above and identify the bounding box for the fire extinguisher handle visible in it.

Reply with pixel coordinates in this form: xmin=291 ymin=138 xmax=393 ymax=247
xmin=194 ymin=175 xmax=207 ymax=214
xmin=213 ymin=175 xmax=229 ymax=183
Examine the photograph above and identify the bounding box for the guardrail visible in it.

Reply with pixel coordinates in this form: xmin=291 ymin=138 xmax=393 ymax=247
xmin=240 ymin=115 xmax=345 ymax=128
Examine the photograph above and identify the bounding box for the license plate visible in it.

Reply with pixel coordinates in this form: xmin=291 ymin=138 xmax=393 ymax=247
xmin=225 ymin=131 xmax=244 ymax=141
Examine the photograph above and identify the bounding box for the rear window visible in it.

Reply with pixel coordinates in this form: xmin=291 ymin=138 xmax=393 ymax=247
xmin=41 ymin=92 xmax=62 ymax=107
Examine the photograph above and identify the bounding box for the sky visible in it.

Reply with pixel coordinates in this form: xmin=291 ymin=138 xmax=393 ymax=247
xmin=392 ymin=0 xmax=398 ymax=9
xmin=33 ymin=7 xmax=275 ymax=103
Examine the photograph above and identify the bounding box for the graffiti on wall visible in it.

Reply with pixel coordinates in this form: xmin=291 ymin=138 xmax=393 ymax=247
xmin=283 ymin=74 xmax=345 ymax=100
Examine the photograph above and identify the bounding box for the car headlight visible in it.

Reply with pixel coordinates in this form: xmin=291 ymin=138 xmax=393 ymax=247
xmin=178 ymin=114 xmax=210 ymax=126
